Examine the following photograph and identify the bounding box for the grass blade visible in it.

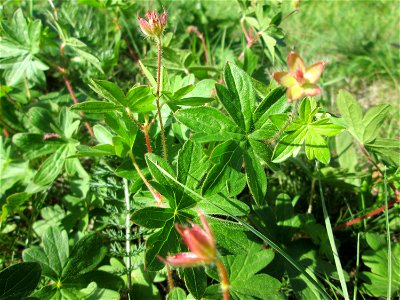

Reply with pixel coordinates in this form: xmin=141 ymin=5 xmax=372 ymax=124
xmin=317 ymin=162 xmax=350 ymax=300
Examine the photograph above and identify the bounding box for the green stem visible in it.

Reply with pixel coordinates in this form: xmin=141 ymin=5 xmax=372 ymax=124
xmin=316 ymin=162 xmax=350 ymax=300
xmin=156 ymin=36 xmax=167 ymax=161
xmin=215 ymin=258 xmax=230 ymax=300
xmin=123 ymin=178 xmax=132 ymax=294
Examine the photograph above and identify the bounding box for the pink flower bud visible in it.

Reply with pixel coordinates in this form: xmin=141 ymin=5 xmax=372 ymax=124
xmin=272 ymin=51 xmax=326 ymax=102
xmin=138 ymin=8 xmax=167 ymax=38
xmin=157 ymin=210 xmax=217 ymax=267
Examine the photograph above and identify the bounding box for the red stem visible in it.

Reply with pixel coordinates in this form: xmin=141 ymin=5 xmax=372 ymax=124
xmin=187 ymin=26 xmax=210 ymax=65
xmin=143 ymin=128 xmax=152 ymax=153
xmin=58 ymin=67 xmax=94 ymax=137
xmin=216 ymin=258 xmax=230 ymax=300
xmin=334 ymin=198 xmax=399 ymax=231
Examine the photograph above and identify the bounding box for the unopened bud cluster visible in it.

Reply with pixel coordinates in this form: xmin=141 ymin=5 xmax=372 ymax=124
xmin=138 ymin=9 xmax=167 ymax=38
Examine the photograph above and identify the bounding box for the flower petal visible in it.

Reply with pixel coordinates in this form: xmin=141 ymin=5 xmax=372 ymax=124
xmin=273 ymin=72 xmax=297 ymax=88
xmin=175 ymin=223 xmax=215 ymax=258
xmin=302 ymin=83 xmax=321 ymax=97
xmin=305 ymin=62 xmax=325 ymax=84
xmin=287 ymin=51 xmax=305 ymax=73
xmin=157 ymin=252 xmax=208 ymax=267
xmin=198 ymin=210 xmax=213 ymax=240
xmin=138 ymin=18 xmax=152 ymax=36
xmin=286 ymin=85 xmax=304 ymax=102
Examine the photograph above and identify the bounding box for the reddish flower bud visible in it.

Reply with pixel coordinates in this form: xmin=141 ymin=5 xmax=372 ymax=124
xmin=138 ymin=8 xmax=167 ymax=38
xmin=157 ymin=210 xmax=217 ymax=267
xmin=272 ymin=51 xmax=326 ymax=102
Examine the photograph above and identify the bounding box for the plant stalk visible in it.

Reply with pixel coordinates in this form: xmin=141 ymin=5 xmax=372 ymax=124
xmin=123 ymin=178 xmax=132 ymax=294
xmin=215 ymin=258 xmax=230 ymax=300
xmin=166 ymin=264 xmax=174 ymax=291
xmin=128 ymin=151 xmax=162 ymax=206
xmin=155 ymin=36 xmax=167 ymax=161
xmin=316 ymin=163 xmax=350 ymax=300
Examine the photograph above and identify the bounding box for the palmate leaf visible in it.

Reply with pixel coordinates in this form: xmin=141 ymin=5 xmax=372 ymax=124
xmin=0 ymin=9 xmax=48 ymax=86
xmin=272 ymin=98 xmax=344 ymax=164
xmin=132 ymin=151 xmax=199 ymax=271
xmin=23 ymin=227 xmax=110 ymax=297
xmin=176 ymin=63 xmax=284 ymax=205
xmin=360 ymin=233 xmax=400 ymax=297
xmin=336 ymin=90 xmax=391 ymax=144
xmin=205 ymin=242 xmax=283 ymax=300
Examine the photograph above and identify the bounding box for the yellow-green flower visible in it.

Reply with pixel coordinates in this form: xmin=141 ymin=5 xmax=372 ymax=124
xmin=273 ymin=51 xmax=326 ymax=102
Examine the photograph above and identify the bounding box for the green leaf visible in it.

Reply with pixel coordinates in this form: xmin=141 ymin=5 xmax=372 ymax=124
xmin=244 ymin=146 xmax=267 ymax=206
xmin=365 ymin=138 xmax=400 ymax=167
xmin=215 ymin=83 xmax=245 ymax=130
xmin=138 ymin=60 xmax=157 ymax=87
xmin=23 ymin=226 xmax=69 ymax=280
xmin=72 ymin=145 xmax=115 ymax=157
xmin=93 ymin=124 xmax=113 ymax=145
xmin=362 ymin=104 xmax=391 ymax=143
xmin=167 ymin=287 xmax=187 ymax=300
xmin=145 ymin=218 xmax=181 ymax=271
xmin=202 ymin=140 xmax=246 ymax=197
xmin=89 ymin=79 xmax=127 ymax=106
xmin=248 ymin=120 xmax=277 ymax=140
xmin=243 ymin=48 xmax=258 ymax=75
xmin=336 ymin=90 xmax=363 ymax=141
xmin=272 ymin=127 xmax=307 ymax=163
xmin=29 ymin=107 xmax=55 ymax=133
xmin=146 ymin=153 xmax=197 ymax=210
xmin=311 ymin=119 xmax=345 ymax=136
xmin=361 ymin=233 xmax=400 ymax=297
xmin=177 ymin=140 xmax=208 ymax=188
xmin=0 ymin=192 xmax=31 ymax=224
xmin=70 ymin=101 xmax=122 ymax=113
xmin=223 ymin=63 xmax=256 ymax=132
xmin=184 ymin=267 xmax=207 ymax=300
xmin=145 ymin=153 xmax=176 ymax=188
xmin=175 ymin=107 xmax=244 ymax=143
xmin=210 ymin=243 xmax=283 ymax=299
xmin=126 ymin=86 xmax=156 ymax=113
xmin=305 ymin=131 xmax=330 ymax=165
xmin=65 ymin=38 xmax=103 ymax=73
xmin=197 ymin=194 xmax=250 ymax=217
xmin=0 ymin=262 xmax=41 ymax=300
xmin=33 ymin=145 xmax=69 ymax=186
xmin=62 ymin=233 xmax=107 ymax=279
xmin=132 ymin=207 xmax=175 ymax=229
xmin=253 ymin=87 xmax=287 ymax=128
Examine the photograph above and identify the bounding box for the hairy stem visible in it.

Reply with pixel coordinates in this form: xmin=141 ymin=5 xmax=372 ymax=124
xmin=123 ymin=178 xmax=132 ymax=294
xmin=126 ymin=109 xmax=153 ymax=153
xmin=215 ymin=258 xmax=230 ymax=300
xmin=129 ymin=151 xmax=162 ymax=206
xmin=166 ymin=264 xmax=174 ymax=291
xmin=156 ymin=36 xmax=167 ymax=161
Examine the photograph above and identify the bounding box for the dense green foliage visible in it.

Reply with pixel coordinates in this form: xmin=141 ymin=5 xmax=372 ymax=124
xmin=0 ymin=1 xmax=399 ymax=299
